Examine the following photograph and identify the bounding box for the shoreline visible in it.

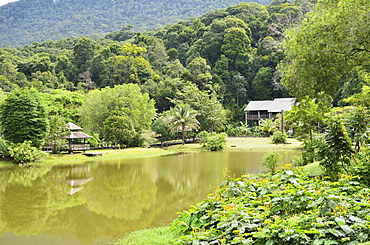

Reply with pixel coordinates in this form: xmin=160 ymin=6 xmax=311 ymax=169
xmin=0 ymin=137 xmax=302 ymax=168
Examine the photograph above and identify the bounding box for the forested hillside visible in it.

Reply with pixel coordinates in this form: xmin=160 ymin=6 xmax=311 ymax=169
xmin=0 ymin=0 xmax=368 ymax=161
xmin=1 ymin=1 xmax=314 ymax=126
xmin=0 ymin=0 xmax=272 ymax=47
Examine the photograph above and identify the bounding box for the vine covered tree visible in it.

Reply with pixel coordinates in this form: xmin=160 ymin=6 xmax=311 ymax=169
xmin=0 ymin=88 xmax=49 ymax=148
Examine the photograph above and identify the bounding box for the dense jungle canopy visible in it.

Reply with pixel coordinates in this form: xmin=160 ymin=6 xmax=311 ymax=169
xmin=0 ymin=0 xmax=369 ymax=149
xmin=0 ymin=0 xmax=272 ymax=47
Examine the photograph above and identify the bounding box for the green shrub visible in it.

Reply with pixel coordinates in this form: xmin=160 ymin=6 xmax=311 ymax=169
xmin=318 ymin=119 xmax=354 ymax=181
xmin=270 ymin=131 xmax=287 ymax=144
xmin=9 ymin=141 xmax=48 ymax=164
xmin=205 ymin=132 xmax=227 ymax=151
xmin=172 ymin=170 xmax=370 ymax=244
xmin=301 ymin=138 xmax=324 ymax=165
xmin=350 ymin=151 xmax=370 ymax=187
xmin=0 ymin=137 xmax=10 ymax=157
xmin=225 ymin=123 xmax=263 ymax=137
xmin=261 ymin=151 xmax=283 ymax=174
xmin=86 ymin=133 xmax=102 ymax=147
xmin=115 ymin=227 xmax=175 ymax=245
xmin=198 ymin=131 xmax=209 ymax=147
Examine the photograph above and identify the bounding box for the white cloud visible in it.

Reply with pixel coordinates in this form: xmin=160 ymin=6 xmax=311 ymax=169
xmin=0 ymin=0 xmax=19 ymax=7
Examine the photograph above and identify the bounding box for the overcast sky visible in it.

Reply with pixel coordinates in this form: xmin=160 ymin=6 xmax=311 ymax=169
xmin=0 ymin=0 xmax=19 ymax=6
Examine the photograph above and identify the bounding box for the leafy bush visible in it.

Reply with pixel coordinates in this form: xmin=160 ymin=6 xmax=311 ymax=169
xmin=350 ymin=151 xmax=370 ymax=187
xmin=115 ymin=227 xmax=175 ymax=245
xmin=86 ymin=133 xmax=102 ymax=148
xmin=261 ymin=152 xmax=283 ymax=174
xmin=301 ymin=138 xmax=324 ymax=165
xmin=205 ymin=132 xmax=227 ymax=151
xmin=198 ymin=131 xmax=209 ymax=147
xmin=0 ymin=137 xmax=10 ymax=158
xmin=258 ymin=118 xmax=278 ymax=136
xmin=225 ymin=123 xmax=263 ymax=137
xmin=318 ymin=119 xmax=355 ymax=181
xmin=270 ymin=131 xmax=287 ymax=144
xmin=9 ymin=141 xmax=48 ymax=164
xmin=172 ymin=169 xmax=370 ymax=244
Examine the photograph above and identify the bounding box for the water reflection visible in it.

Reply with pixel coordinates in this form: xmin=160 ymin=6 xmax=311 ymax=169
xmin=0 ymin=150 xmax=300 ymax=244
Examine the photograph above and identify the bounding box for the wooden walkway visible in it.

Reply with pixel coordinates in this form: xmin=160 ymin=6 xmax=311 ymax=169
xmin=83 ymin=152 xmax=102 ymax=157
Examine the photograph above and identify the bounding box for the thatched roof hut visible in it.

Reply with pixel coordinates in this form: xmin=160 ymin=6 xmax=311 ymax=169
xmin=63 ymin=122 xmax=93 ymax=140
xmin=62 ymin=122 xmax=93 ymax=152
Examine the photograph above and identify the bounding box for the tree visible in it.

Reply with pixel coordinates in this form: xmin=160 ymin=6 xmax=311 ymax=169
xmin=280 ymin=0 xmax=370 ymax=100
xmin=258 ymin=118 xmax=278 ymax=136
xmin=345 ymin=107 xmax=370 ymax=152
xmin=0 ymin=88 xmax=49 ymax=148
xmin=261 ymin=151 xmax=283 ymax=174
xmin=172 ymin=83 xmax=228 ymax=132
xmin=105 ymin=43 xmax=156 ymax=85
xmin=285 ymin=96 xmax=330 ymax=142
xmin=344 ymin=83 xmax=370 ymax=108
xmin=44 ymin=115 xmax=69 ymax=154
xmin=151 ymin=114 xmax=176 ymax=143
xmin=186 ymin=57 xmax=213 ymax=91
xmin=73 ymin=37 xmax=95 ymax=70
xmin=41 ymin=89 xmax=86 ymax=123
xmin=167 ymin=104 xmax=200 ymax=144
xmin=318 ymin=119 xmax=355 ymax=181
xmin=80 ymin=84 xmax=156 ymax=140
xmin=103 ymin=112 xmax=139 ymax=147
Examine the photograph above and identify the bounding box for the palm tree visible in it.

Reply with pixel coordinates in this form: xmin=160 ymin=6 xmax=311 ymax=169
xmin=258 ymin=118 xmax=278 ymax=136
xmin=168 ymin=104 xmax=200 ymax=144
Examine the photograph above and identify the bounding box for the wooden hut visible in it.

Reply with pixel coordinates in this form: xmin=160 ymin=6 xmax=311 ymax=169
xmin=63 ymin=122 xmax=93 ymax=153
xmin=244 ymin=98 xmax=296 ymax=126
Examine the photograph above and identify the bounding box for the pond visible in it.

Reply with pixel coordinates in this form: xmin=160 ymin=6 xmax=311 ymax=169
xmin=0 ymin=149 xmax=300 ymax=245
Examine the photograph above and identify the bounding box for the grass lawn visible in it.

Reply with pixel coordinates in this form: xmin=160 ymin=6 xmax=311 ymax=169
xmin=0 ymin=137 xmax=303 ymax=168
xmin=168 ymin=137 xmax=302 ymax=152
xmin=115 ymin=227 xmax=175 ymax=245
xmin=0 ymin=147 xmax=178 ymax=167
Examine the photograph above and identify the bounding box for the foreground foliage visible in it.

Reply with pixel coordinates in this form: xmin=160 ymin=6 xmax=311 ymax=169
xmin=199 ymin=131 xmax=227 ymax=151
xmin=172 ymin=169 xmax=370 ymax=244
xmin=9 ymin=141 xmax=48 ymax=164
xmin=116 ymin=227 xmax=175 ymax=245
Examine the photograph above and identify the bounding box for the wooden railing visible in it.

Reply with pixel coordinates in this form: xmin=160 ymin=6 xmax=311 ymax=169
xmin=246 ymin=115 xmax=270 ymax=120
xmin=70 ymin=144 xmax=90 ymax=150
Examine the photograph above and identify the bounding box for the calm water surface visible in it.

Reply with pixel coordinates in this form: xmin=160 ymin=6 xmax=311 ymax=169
xmin=0 ymin=150 xmax=300 ymax=245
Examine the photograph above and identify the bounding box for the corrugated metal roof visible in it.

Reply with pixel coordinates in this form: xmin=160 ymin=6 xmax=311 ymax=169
xmin=268 ymin=98 xmax=296 ymax=112
xmin=244 ymin=98 xmax=296 ymax=112
xmin=244 ymin=100 xmax=274 ymax=111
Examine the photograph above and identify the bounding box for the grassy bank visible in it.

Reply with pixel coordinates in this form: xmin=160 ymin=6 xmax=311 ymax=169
xmin=116 ymin=227 xmax=175 ymax=245
xmin=0 ymin=147 xmax=178 ymax=167
xmin=0 ymin=137 xmax=303 ymax=167
xmin=168 ymin=137 xmax=302 ymax=152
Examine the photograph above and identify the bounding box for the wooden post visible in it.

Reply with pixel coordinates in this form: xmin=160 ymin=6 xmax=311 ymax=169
xmin=281 ymin=110 xmax=285 ymax=134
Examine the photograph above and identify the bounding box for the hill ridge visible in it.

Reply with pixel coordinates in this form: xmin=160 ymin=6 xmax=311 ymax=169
xmin=0 ymin=0 xmax=272 ymax=47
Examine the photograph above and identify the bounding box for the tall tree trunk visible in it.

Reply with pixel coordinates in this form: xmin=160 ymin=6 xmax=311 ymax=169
xmin=182 ymin=122 xmax=186 ymax=145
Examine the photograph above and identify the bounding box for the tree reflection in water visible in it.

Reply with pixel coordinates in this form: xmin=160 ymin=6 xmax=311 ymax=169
xmin=0 ymin=150 xmax=301 ymax=244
